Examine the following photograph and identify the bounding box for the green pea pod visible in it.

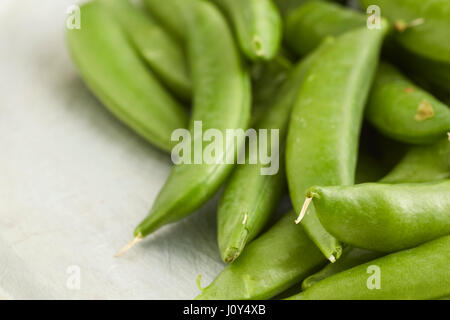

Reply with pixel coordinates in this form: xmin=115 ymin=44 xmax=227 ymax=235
xmin=381 ymin=139 xmax=450 ymax=183
xmin=366 ymin=62 xmax=450 ymax=144
xmin=197 ymin=211 xmax=327 ymax=300
xmin=301 ymin=247 xmax=384 ymax=291
xmin=309 ymin=180 xmax=450 ymax=252
xmin=66 ymin=1 xmax=188 ymax=153
xmin=99 ymin=0 xmax=191 ymax=101
xmin=211 ymin=0 xmax=282 ymax=61
xmin=250 ymin=54 xmax=293 ymax=127
xmin=359 ymin=0 xmax=450 ymax=65
xmin=285 ymin=0 xmax=366 ymax=56
xmin=196 ymin=122 xmax=423 ymax=300
xmin=285 ymin=1 xmax=450 ymax=146
xmin=143 ymin=0 xmax=185 ymax=40
xmin=218 ymin=42 xmax=333 ymax=263
xmin=286 ymin=24 xmax=388 ymax=261
xmin=273 ymin=0 xmax=338 ymax=17
xmin=301 ymin=138 xmax=446 ymax=291
xmin=288 ymin=235 xmax=450 ymax=300
xmin=133 ymin=0 xmax=251 ymax=239
xmin=402 ymin=51 xmax=450 ymax=96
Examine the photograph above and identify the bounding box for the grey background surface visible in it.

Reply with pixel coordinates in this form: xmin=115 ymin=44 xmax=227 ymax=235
xmin=0 ymin=0 xmax=226 ymax=299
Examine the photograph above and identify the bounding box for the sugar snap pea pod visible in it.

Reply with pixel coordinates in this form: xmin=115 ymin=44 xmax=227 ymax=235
xmin=286 ymin=24 xmax=388 ymax=261
xmin=365 ymin=62 xmax=450 ymax=144
xmin=301 ymin=247 xmax=384 ymax=291
xmin=143 ymin=0 xmax=185 ymax=40
xmin=381 ymin=139 xmax=450 ymax=183
xmin=301 ymin=140 xmax=448 ymax=291
xmin=250 ymin=54 xmax=293 ymax=127
xmin=197 ymin=128 xmax=395 ymax=300
xmin=197 ymin=211 xmax=327 ymax=300
xmin=127 ymin=0 xmax=251 ymax=244
xmin=285 ymin=0 xmax=366 ymax=56
xmin=66 ymin=1 xmax=188 ymax=153
xmin=211 ymin=0 xmax=282 ymax=61
xmin=218 ymin=42 xmax=333 ymax=263
xmin=288 ymin=235 xmax=450 ymax=300
xmin=308 ymin=180 xmax=450 ymax=252
xmin=99 ymin=0 xmax=191 ymax=101
xmin=273 ymin=0 xmax=337 ymax=17
xmin=359 ymin=0 xmax=450 ymax=65
xmin=284 ymin=1 xmax=450 ymax=145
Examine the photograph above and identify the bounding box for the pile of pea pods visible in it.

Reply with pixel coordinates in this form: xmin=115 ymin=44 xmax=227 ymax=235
xmin=67 ymin=0 xmax=450 ymax=300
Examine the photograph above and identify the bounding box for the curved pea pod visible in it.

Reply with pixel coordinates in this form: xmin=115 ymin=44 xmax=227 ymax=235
xmin=66 ymin=1 xmax=188 ymax=153
xmin=285 ymin=0 xmax=366 ymax=56
xmin=366 ymin=62 xmax=450 ymax=144
xmin=197 ymin=211 xmax=327 ymax=300
xmin=359 ymin=0 xmax=450 ymax=65
xmin=133 ymin=0 xmax=251 ymax=239
xmin=273 ymin=0 xmax=338 ymax=17
xmin=288 ymin=235 xmax=450 ymax=300
xmin=381 ymin=139 xmax=450 ymax=183
xmin=386 ymin=42 xmax=450 ymax=96
xmin=301 ymin=247 xmax=384 ymax=291
xmin=218 ymin=43 xmax=332 ymax=263
xmin=300 ymin=139 xmax=448 ymax=292
xmin=143 ymin=0 xmax=185 ymax=40
xmin=310 ymin=180 xmax=450 ymax=252
xmin=211 ymin=0 xmax=282 ymax=61
xmin=286 ymin=24 xmax=389 ymax=261
xmin=99 ymin=0 xmax=191 ymax=101
xmin=197 ymin=119 xmax=397 ymax=299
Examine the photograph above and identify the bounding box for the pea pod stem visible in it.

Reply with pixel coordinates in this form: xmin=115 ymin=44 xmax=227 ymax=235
xmin=115 ymin=235 xmax=143 ymax=257
xmin=294 ymin=196 xmax=312 ymax=225
xmin=394 ymin=18 xmax=425 ymax=32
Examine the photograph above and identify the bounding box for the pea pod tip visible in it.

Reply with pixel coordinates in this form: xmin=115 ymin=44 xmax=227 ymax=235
xmin=115 ymin=234 xmax=143 ymax=257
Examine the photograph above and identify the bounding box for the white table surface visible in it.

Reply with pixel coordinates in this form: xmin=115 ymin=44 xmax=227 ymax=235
xmin=0 ymin=0 xmax=228 ymax=299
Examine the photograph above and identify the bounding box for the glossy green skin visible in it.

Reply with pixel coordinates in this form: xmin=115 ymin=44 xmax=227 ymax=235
xmin=359 ymin=0 xmax=450 ymax=65
xmin=301 ymin=139 xmax=446 ymax=291
xmin=301 ymin=247 xmax=384 ymax=291
xmin=134 ymin=0 xmax=251 ymax=237
xmin=397 ymin=49 xmax=450 ymax=95
xmin=100 ymin=0 xmax=191 ymax=101
xmin=212 ymin=0 xmax=282 ymax=61
xmin=250 ymin=54 xmax=293 ymax=127
xmin=288 ymin=235 xmax=450 ymax=300
xmin=285 ymin=1 xmax=366 ymax=56
xmin=286 ymin=25 xmax=387 ymax=261
xmin=381 ymin=139 xmax=450 ymax=183
xmin=197 ymin=211 xmax=327 ymax=300
xmin=143 ymin=0 xmax=185 ymax=40
xmin=196 ymin=136 xmax=414 ymax=300
xmin=366 ymin=62 xmax=450 ymax=144
xmin=273 ymin=0 xmax=336 ymax=17
xmin=217 ymin=43 xmax=332 ymax=263
xmin=66 ymin=1 xmax=188 ymax=153
xmin=284 ymin=1 xmax=450 ymax=145
xmin=311 ymin=180 xmax=450 ymax=252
